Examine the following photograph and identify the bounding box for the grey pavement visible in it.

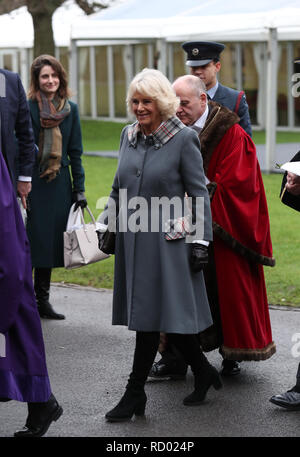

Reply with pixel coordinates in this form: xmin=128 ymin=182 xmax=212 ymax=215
xmin=1 ymin=283 xmax=300 ymax=438
xmin=85 ymin=142 xmax=300 ymax=173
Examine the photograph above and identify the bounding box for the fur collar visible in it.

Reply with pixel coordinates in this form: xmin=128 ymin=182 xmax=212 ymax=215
xmin=199 ymin=102 xmax=275 ymax=267
xmin=200 ymin=101 xmax=239 ymax=174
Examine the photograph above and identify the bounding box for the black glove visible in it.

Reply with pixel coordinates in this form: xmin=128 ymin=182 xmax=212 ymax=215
xmin=190 ymin=243 xmax=209 ymax=273
xmin=72 ymin=191 xmax=87 ymax=211
xmin=97 ymin=230 xmax=106 ymax=251
xmin=96 ymin=229 xmax=115 ymax=255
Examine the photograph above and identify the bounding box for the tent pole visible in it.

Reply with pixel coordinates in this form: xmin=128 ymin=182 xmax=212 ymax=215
xmin=265 ymin=27 xmax=278 ymax=174
xmin=70 ymin=39 xmax=78 ymax=104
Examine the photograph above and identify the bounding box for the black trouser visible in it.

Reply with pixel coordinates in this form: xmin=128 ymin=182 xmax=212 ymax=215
xmin=34 ymin=268 xmax=52 ymax=304
xmin=129 ymin=331 xmax=209 ymax=390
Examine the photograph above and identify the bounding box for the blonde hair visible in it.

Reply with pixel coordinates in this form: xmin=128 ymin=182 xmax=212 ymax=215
xmin=126 ymin=68 xmax=180 ymax=120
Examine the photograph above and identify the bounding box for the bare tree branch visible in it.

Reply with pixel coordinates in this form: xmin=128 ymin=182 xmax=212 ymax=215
xmin=0 ymin=0 xmax=116 ymax=57
xmin=26 ymin=0 xmax=65 ymax=16
xmin=0 ymin=0 xmax=26 ymax=15
xmin=75 ymin=0 xmax=112 ymax=15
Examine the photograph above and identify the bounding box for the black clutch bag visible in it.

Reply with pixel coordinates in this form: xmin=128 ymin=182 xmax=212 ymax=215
xmin=97 ymin=229 xmax=116 ymax=255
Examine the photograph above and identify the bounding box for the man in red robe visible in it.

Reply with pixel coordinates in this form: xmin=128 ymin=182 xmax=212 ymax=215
xmin=149 ymin=75 xmax=276 ymax=380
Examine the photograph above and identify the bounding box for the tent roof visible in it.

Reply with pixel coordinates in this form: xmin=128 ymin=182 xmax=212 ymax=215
xmin=72 ymin=0 xmax=300 ymax=42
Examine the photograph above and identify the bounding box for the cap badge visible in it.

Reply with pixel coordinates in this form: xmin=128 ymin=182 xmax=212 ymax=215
xmin=192 ymin=48 xmax=199 ymax=56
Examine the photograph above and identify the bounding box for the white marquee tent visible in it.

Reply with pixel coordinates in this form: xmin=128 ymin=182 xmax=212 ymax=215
xmin=70 ymin=0 xmax=300 ymax=171
xmin=1 ymin=0 xmax=300 ymax=170
xmin=71 ymin=0 xmax=300 ymax=42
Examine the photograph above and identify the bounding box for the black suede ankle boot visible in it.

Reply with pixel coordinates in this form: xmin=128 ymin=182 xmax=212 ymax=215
xmin=34 ymin=268 xmax=65 ymax=320
xmin=106 ymin=331 xmax=160 ymax=422
xmin=183 ymin=365 xmax=223 ymax=406
xmin=105 ymin=387 xmax=147 ymax=422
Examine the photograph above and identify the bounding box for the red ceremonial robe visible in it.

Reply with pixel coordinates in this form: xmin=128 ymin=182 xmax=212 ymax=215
xmin=202 ymin=103 xmax=276 ymax=361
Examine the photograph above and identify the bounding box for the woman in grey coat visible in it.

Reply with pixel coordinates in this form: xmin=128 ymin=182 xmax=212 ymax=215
xmin=99 ymin=68 xmax=222 ymax=422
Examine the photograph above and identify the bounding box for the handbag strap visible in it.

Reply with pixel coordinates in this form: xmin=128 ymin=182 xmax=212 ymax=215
xmin=78 ymin=205 xmax=96 ymax=228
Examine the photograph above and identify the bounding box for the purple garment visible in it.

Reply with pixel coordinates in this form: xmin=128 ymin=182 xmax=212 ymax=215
xmin=0 ymin=149 xmax=51 ymax=402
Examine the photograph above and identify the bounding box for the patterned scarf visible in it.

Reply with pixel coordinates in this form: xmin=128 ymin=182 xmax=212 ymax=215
xmin=128 ymin=116 xmax=185 ymax=148
xmin=36 ymin=91 xmax=71 ymax=182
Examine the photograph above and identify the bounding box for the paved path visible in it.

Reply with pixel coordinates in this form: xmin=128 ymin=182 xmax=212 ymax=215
xmin=1 ymin=284 xmax=300 ymax=438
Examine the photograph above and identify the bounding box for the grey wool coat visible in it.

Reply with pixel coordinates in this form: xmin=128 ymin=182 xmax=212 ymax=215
xmin=103 ymin=122 xmax=213 ymax=334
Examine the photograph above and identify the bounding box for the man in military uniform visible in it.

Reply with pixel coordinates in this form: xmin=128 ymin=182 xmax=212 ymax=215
xmin=182 ymin=41 xmax=252 ymax=137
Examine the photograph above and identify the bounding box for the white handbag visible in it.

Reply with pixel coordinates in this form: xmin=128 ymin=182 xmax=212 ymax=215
xmin=63 ymin=204 xmax=110 ymax=270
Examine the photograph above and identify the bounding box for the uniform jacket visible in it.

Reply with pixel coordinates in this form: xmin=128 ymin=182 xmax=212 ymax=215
xmin=103 ymin=123 xmax=213 ymax=333
xmin=26 ymin=99 xmax=85 ymax=268
xmin=0 ymin=69 xmax=35 ymax=186
xmin=213 ymin=82 xmax=252 ymax=137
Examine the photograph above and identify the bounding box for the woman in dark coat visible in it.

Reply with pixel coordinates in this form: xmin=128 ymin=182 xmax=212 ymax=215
xmin=26 ymin=55 xmax=86 ymax=320
xmin=0 ymin=146 xmax=62 ymax=437
xmin=100 ymin=68 xmax=222 ymax=423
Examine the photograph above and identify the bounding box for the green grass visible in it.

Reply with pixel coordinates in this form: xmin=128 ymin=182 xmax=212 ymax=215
xmin=263 ymin=174 xmax=300 ymax=307
xmin=252 ymin=130 xmax=300 ymax=145
xmin=80 ymin=119 xmax=300 ymax=150
xmin=51 ymin=121 xmax=300 ymax=307
xmin=81 ymin=120 xmax=127 ymax=151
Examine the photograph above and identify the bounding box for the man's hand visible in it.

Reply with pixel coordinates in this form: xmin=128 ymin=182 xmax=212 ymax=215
xmin=17 ymin=181 xmax=32 ymax=209
xmin=285 ymin=172 xmax=300 ymax=196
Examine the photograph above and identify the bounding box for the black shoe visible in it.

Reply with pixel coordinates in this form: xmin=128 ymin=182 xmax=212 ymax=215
xmin=38 ymin=301 xmax=65 ymax=320
xmin=105 ymin=389 xmax=147 ymax=422
xmin=148 ymin=358 xmax=187 ymax=381
xmin=183 ymin=365 xmax=223 ymax=406
xmin=221 ymin=359 xmax=241 ymax=376
xmin=14 ymin=394 xmax=63 ymax=437
xmin=269 ymin=387 xmax=300 ymax=410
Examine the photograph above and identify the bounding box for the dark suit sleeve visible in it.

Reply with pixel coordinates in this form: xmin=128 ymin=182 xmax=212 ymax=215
xmin=237 ymin=93 xmax=252 ymax=137
xmin=15 ymin=74 xmax=36 ymax=177
xmin=280 ymin=150 xmax=300 ymax=212
xmin=67 ymin=103 xmax=85 ymax=192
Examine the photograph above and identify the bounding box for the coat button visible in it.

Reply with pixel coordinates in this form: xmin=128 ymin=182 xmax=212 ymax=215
xmin=136 ymin=170 xmax=141 ymax=177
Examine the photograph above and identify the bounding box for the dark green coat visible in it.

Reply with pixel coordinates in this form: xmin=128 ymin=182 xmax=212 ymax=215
xmin=26 ymin=100 xmax=85 ymax=268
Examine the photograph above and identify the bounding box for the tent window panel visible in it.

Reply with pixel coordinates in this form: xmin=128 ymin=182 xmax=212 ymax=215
xmin=173 ymin=43 xmax=186 ymax=79
xmin=277 ymin=44 xmax=288 ymax=126
xmin=240 ymin=43 xmax=258 ymax=126
xmin=219 ymin=44 xmax=236 ymax=90
xmin=294 ymin=42 xmax=300 ymax=127
xmin=78 ymin=47 xmax=91 ymax=117
xmin=95 ymin=46 xmax=109 ymax=117
xmin=59 ymin=47 xmax=69 ymax=77
xmin=113 ymin=46 xmax=127 ymax=117
xmin=3 ymin=54 xmax=12 ymax=71
xmin=133 ymin=44 xmax=148 ymax=73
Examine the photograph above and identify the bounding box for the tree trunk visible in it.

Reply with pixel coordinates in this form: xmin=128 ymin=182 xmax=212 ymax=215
xmin=31 ymin=11 xmax=56 ymax=57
